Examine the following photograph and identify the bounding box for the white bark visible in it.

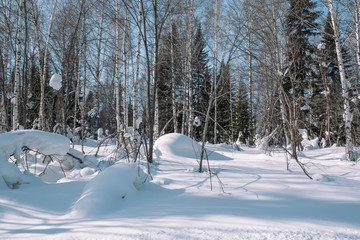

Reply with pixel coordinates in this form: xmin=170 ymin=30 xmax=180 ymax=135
xmin=247 ymin=0 xmax=253 ymax=144
xmin=1 ymin=2 xmax=11 ymax=131
xmin=170 ymin=9 xmax=178 ymax=133
xmin=213 ymin=0 xmax=219 ymax=143
xmin=327 ymin=0 xmax=355 ymax=161
xmin=186 ymin=0 xmax=193 ymax=137
xmin=116 ymin=0 xmax=122 ymax=147
xmin=133 ymin=0 xmax=142 ymax=160
xmin=72 ymin=1 xmax=85 ymax=148
xmin=31 ymin=0 xmax=57 ymax=131
xmin=13 ymin=0 xmax=23 ymax=130
xmin=152 ymin=0 xmax=159 ymax=139
xmin=123 ymin=4 xmax=128 ymax=130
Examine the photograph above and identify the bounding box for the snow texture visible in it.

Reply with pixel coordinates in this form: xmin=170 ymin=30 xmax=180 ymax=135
xmin=71 ymin=163 xmax=144 ymax=217
xmin=49 ymin=73 xmax=62 ymax=90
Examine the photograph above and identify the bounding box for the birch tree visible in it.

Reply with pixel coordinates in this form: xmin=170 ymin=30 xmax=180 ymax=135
xmin=31 ymin=0 xmax=57 ymax=131
xmin=12 ymin=0 xmax=24 ymax=130
xmin=326 ymin=0 xmax=356 ymax=161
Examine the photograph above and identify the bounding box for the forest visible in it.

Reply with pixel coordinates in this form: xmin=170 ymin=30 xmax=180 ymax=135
xmin=1 ymin=0 xmax=360 ymax=163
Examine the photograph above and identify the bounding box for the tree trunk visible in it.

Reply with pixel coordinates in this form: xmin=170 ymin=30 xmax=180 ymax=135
xmin=186 ymin=0 xmax=193 ymax=137
xmin=115 ymin=0 xmax=122 ymax=147
xmin=170 ymin=11 xmax=178 ymax=133
xmin=327 ymin=0 xmax=355 ymax=161
xmin=13 ymin=0 xmax=23 ymax=130
xmin=31 ymin=0 xmax=57 ymax=131
xmin=247 ymin=0 xmax=253 ymax=144
xmin=123 ymin=4 xmax=128 ymax=131
xmin=213 ymin=0 xmax=219 ymax=143
xmin=133 ymin=0 xmax=142 ymax=160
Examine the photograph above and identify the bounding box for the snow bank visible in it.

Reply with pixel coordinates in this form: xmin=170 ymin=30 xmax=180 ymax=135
xmin=71 ymin=163 xmax=145 ymax=217
xmin=0 ymin=130 xmax=70 ymax=188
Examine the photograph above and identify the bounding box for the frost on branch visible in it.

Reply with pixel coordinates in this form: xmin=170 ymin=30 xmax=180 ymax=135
xmin=0 ymin=130 xmax=70 ymax=189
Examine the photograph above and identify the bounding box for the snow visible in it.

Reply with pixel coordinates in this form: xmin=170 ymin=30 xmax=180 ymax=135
xmin=0 ymin=130 xmax=70 ymax=188
xmin=49 ymin=73 xmax=62 ymax=90
xmin=71 ymin=163 xmax=146 ymax=218
xmin=1 ymin=132 xmax=360 ymax=239
xmin=299 ymin=129 xmax=320 ymax=150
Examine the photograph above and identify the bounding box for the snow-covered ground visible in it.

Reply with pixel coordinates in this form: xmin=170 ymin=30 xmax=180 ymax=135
xmin=1 ymin=132 xmax=360 ymax=239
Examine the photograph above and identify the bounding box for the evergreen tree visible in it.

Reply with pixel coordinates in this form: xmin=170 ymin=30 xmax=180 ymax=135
xmin=232 ymin=82 xmax=250 ymax=143
xmin=157 ymin=23 xmax=182 ymax=134
xmin=216 ymin=59 xmax=232 ymax=143
xmin=316 ymin=13 xmax=353 ymax=146
xmin=157 ymin=45 xmax=173 ymax=134
xmin=191 ymin=24 xmax=211 ymax=141
xmin=284 ymin=0 xmax=320 ymax=129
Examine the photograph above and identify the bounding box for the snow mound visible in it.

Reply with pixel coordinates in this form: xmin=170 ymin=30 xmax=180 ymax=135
xmin=154 ymin=133 xmax=231 ymax=161
xmin=154 ymin=133 xmax=202 ymax=159
xmin=71 ymin=163 xmax=144 ymax=217
xmin=0 ymin=130 xmax=70 ymax=188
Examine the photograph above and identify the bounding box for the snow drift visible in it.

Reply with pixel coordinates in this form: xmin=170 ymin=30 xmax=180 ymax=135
xmin=0 ymin=130 xmax=70 ymax=188
xmin=71 ymin=163 xmax=145 ymax=218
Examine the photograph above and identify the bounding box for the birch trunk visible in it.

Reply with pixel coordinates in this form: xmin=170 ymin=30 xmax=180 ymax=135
xmin=133 ymin=0 xmax=142 ymax=160
xmin=95 ymin=0 xmax=105 ymax=132
xmin=186 ymin=0 xmax=193 ymax=137
xmin=327 ymin=0 xmax=355 ymax=161
xmin=123 ymin=4 xmax=128 ymax=131
xmin=149 ymin=0 xmax=159 ymax=161
xmin=247 ymin=0 xmax=253 ymax=144
xmin=31 ymin=0 xmax=57 ymax=131
xmin=354 ymin=0 xmax=360 ymax=91
xmin=72 ymin=1 xmax=85 ymax=147
xmin=170 ymin=11 xmax=178 ymax=133
xmin=213 ymin=0 xmax=219 ymax=143
xmin=13 ymin=0 xmax=23 ymax=130
xmin=115 ymin=0 xmax=122 ymax=147
xmin=1 ymin=2 xmax=11 ymax=131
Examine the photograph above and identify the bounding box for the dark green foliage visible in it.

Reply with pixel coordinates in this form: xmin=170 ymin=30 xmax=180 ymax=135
xmin=231 ymin=82 xmax=250 ymax=143
xmin=157 ymin=23 xmax=183 ymax=134
xmin=191 ymin=24 xmax=211 ymax=140
xmin=284 ymin=0 xmax=320 ymax=129
xmin=313 ymin=13 xmax=353 ymax=145
xmin=216 ymin=59 xmax=232 ymax=143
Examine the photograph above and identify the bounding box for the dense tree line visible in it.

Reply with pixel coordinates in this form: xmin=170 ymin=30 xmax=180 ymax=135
xmin=1 ymin=0 xmax=360 ymax=163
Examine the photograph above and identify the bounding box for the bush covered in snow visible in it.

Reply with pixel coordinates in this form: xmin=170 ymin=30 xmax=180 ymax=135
xmin=0 ymin=130 xmax=70 ymax=188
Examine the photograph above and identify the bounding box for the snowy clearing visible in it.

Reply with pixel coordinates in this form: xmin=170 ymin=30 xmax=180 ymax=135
xmin=0 ymin=132 xmax=360 ymax=239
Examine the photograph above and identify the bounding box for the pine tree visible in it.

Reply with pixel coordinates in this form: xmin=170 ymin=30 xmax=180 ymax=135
xmin=157 ymin=23 xmax=182 ymax=135
xmin=157 ymin=45 xmax=173 ymax=134
xmin=191 ymin=24 xmax=211 ymax=141
xmin=284 ymin=0 xmax=320 ymax=129
xmin=216 ymin=59 xmax=232 ymax=143
xmin=317 ymin=13 xmax=353 ymax=146
xmin=232 ymin=82 xmax=250 ymax=143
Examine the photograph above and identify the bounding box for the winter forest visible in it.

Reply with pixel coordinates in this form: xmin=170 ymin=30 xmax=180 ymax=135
xmin=2 ymin=0 xmax=360 ymax=162
xmin=2 ymin=0 xmax=360 ymax=238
